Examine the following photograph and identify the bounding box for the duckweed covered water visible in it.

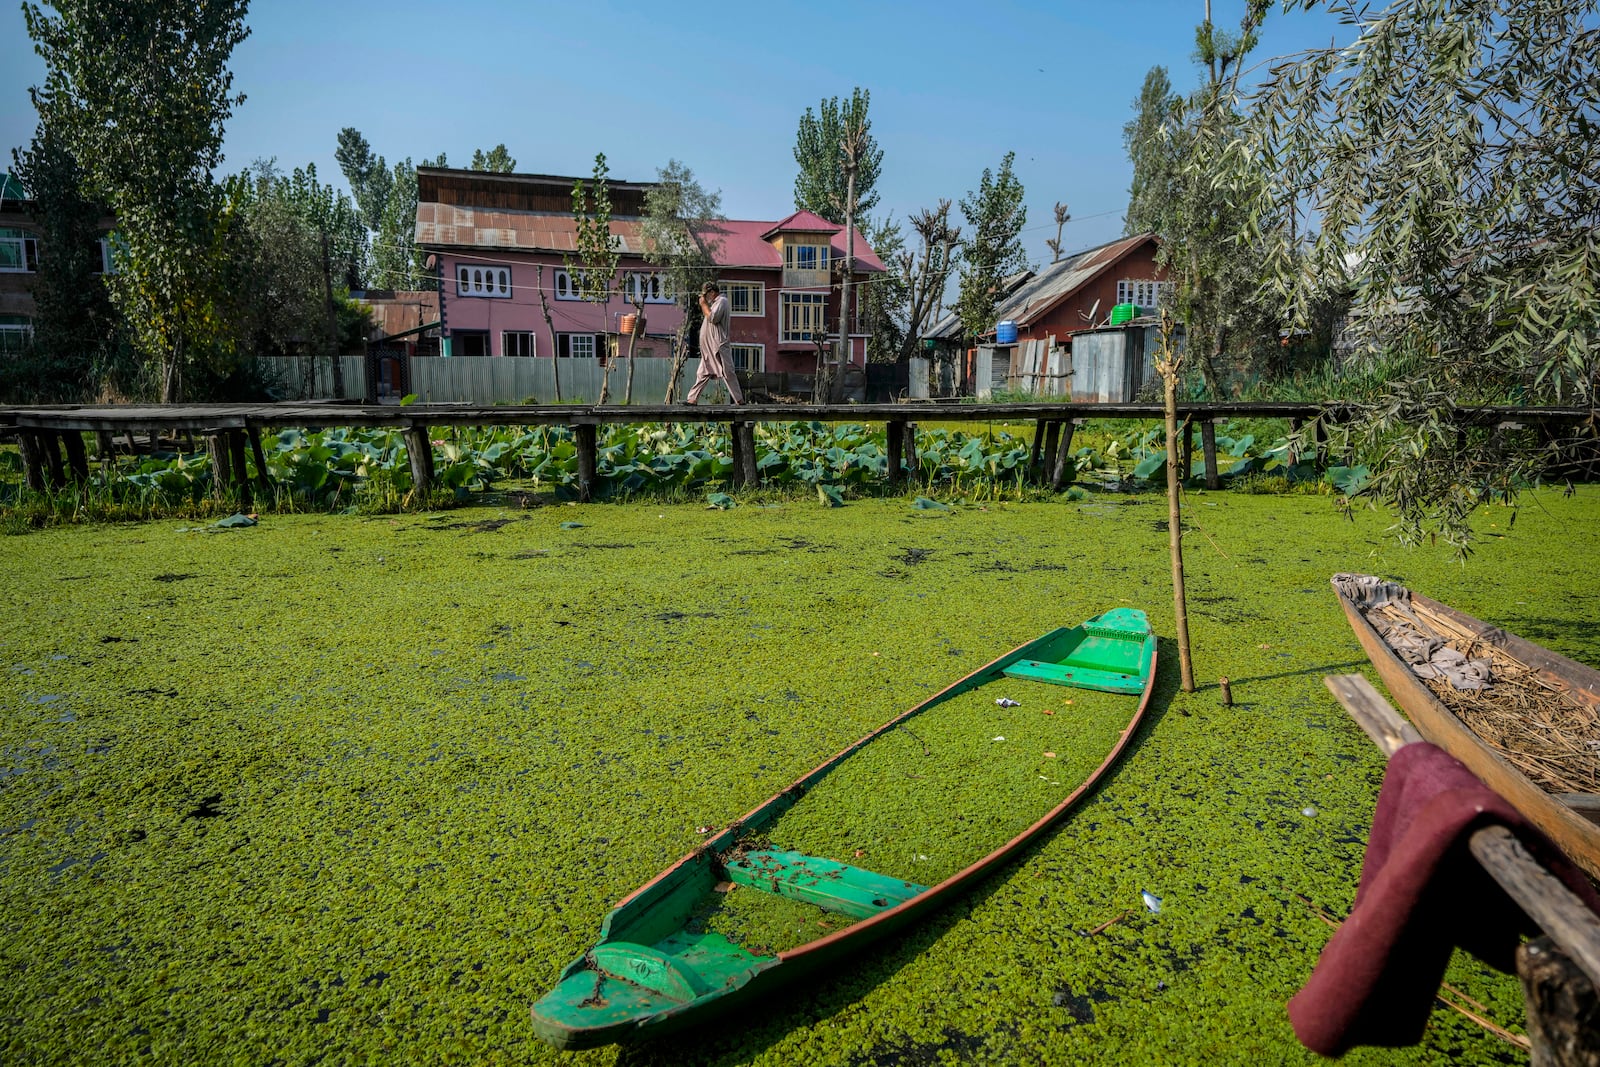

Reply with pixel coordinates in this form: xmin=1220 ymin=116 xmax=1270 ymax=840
xmin=4 ymin=487 xmax=1598 ymax=1065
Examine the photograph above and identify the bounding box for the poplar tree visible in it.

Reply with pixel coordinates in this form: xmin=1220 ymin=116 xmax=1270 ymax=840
xmin=792 ymin=88 xmax=883 ymax=224
xmin=23 ymin=0 xmax=251 ymax=401
xmin=955 ymin=152 xmax=1027 ymax=342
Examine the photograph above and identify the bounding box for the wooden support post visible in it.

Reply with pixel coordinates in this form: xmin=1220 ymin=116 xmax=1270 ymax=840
xmin=1314 ymin=417 xmax=1329 ymax=472
xmin=1180 ymin=418 xmax=1194 ymax=482
xmin=228 ymin=430 xmax=252 ymax=510
xmin=62 ymin=432 xmax=88 ymax=482
xmin=575 ymin=423 xmax=597 ymax=503
xmin=1027 ymin=418 xmax=1047 ymax=479
xmin=1040 ymin=421 xmax=1062 ymax=485
xmin=1201 ymin=420 xmax=1221 ymax=490
xmin=43 ymin=431 xmax=66 ymax=488
xmin=729 ymin=421 xmax=746 ymax=488
xmin=122 ymin=426 xmax=138 ymax=453
xmin=403 ymin=425 xmax=435 ymax=497
xmin=17 ymin=432 xmax=47 ymax=491
xmin=94 ymin=430 xmax=115 ymax=459
xmin=743 ymin=423 xmax=758 ymax=486
xmin=886 ymin=420 xmax=905 ymax=486
xmin=246 ymin=426 xmax=273 ymax=498
xmin=1050 ymin=419 xmax=1078 ymax=490
xmin=1518 ymin=936 xmax=1600 ymax=1067
xmin=905 ymin=422 xmax=919 ymax=479
xmin=204 ymin=432 xmax=232 ymax=499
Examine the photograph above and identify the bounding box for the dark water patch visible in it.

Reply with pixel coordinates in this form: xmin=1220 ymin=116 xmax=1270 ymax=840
xmin=491 ymin=671 xmax=527 ymax=683
xmin=847 ymin=1026 xmax=988 ymax=1066
xmin=433 ymin=517 xmax=520 ymax=534
xmin=187 ymin=793 xmax=225 ymax=820
xmin=892 ymin=547 xmax=934 ymax=566
xmin=152 ymin=573 xmax=197 ymax=583
xmin=510 ymin=549 xmax=550 ymax=559
xmin=1051 ymin=983 xmax=1116 ymax=1024
xmin=573 ymin=542 xmax=636 ymax=550
xmin=651 ymin=611 xmax=719 ymax=623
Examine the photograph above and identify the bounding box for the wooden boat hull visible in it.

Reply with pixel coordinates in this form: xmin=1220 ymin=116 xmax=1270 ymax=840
xmin=531 ymin=610 xmax=1158 ymax=1049
xmin=1333 ymin=574 xmax=1600 ymax=882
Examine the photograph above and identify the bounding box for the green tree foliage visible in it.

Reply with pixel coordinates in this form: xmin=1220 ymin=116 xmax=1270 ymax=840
xmin=8 ymin=123 xmax=129 ymax=402
xmin=859 ymin=215 xmax=907 ymax=363
xmin=23 ymin=0 xmax=251 ymax=401
xmin=641 ymin=159 xmax=724 ymax=400
xmin=955 ymin=152 xmax=1027 ymax=341
xmin=373 ymin=153 xmax=444 ymax=291
xmin=1244 ymin=0 xmax=1600 ymax=551
xmin=335 ymin=127 xmax=390 ymax=232
xmin=792 ymin=88 xmax=883 ymax=224
xmin=469 ymin=144 xmax=516 ymax=173
xmin=230 ymin=161 xmax=368 ymax=360
xmin=1122 ymin=66 xmax=1177 ymax=237
xmin=1121 ymin=2 xmax=1280 ymax=397
xmin=568 ymin=153 xmax=621 ymax=402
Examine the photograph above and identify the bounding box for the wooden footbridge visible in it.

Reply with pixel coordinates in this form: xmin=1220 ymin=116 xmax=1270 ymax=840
xmin=0 ymin=401 xmax=1588 ymax=504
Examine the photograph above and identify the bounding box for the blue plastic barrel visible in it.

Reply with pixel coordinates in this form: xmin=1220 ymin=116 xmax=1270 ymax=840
xmin=995 ymin=320 xmax=1018 ymax=344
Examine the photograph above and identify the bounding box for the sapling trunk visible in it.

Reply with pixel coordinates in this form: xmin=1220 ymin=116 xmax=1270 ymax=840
xmin=1158 ymin=314 xmax=1196 ymax=692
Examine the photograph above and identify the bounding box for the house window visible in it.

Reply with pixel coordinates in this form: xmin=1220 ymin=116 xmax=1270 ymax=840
xmin=726 ymin=281 xmax=764 ymax=316
xmin=456 ymin=264 xmax=511 ymax=298
xmin=502 ymin=331 xmax=535 ymax=357
xmin=783 ymin=244 xmax=829 ymax=271
xmin=624 ymin=272 xmax=672 ymax=304
xmin=557 ymin=333 xmax=597 ymax=359
xmin=780 ymin=292 xmax=828 ymax=343
xmin=1115 ymin=279 xmax=1171 ymax=309
xmin=0 ymin=314 xmax=32 ymax=354
xmin=454 ymin=331 xmax=490 ymax=357
xmin=0 ymin=228 xmax=39 ymax=273
xmin=554 ymin=269 xmax=589 ymax=300
xmin=91 ymin=237 xmax=115 ymax=274
xmin=730 ymin=344 xmax=765 ymax=373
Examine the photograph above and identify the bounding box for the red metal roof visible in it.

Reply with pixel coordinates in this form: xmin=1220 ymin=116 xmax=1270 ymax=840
xmin=701 ymin=219 xmax=886 ymax=273
xmin=759 ymin=209 xmax=843 ymax=240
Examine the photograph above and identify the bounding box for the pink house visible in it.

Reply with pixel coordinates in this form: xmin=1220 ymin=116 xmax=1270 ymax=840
xmin=414 ymin=167 xmax=885 ymax=374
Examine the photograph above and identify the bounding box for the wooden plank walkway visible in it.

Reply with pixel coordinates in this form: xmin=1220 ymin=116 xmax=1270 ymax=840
xmin=0 ymin=401 xmax=1589 ymax=502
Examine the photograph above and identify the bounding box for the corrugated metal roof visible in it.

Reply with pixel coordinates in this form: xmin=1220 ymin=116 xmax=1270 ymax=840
xmin=415 ymin=204 xmax=884 ymax=272
xmin=926 ymin=233 xmax=1156 ymax=339
xmin=415 ymin=203 xmax=652 ymax=255
xmin=699 ymin=219 xmax=886 ymax=273
xmin=759 ymin=209 xmax=842 ymax=239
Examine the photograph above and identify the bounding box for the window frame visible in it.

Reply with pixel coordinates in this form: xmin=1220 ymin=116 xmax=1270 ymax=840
xmin=456 ymin=264 xmax=511 ymax=299
xmin=1115 ymin=279 xmax=1171 ymax=309
xmin=0 ymin=313 xmax=33 ymax=354
xmin=729 ymin=343 xmax=765 ymax=373
xmin=783 ymin=243 xmax=829 ymax=272
xmin=779 ymin=291 xmax=829 ymax=344
xmin=453 ymin=330 xmax=491 ymax=357
xmin=726 ymin=281 xmax=765 ymax=317
xmin=554 ymin=269 xmax=587 ymax=301
xmin=556 ymin=332 xmax=598 ymax=359
xmin=624 ymin=271 xmax=673 ymax=305
xmin=502 ymin=330 xmax=536 ymax=358
xmin=0 ymin=228 xmax=39 ymax=274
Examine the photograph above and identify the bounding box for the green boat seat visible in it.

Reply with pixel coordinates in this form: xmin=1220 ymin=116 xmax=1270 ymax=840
xmin=1002 ymin=608 xmax=1153 ymax=695
xmin=723 ymin=849 xmax=928 ymax=920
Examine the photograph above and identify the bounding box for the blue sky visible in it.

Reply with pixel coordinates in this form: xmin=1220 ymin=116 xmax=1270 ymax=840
xmin=1 ymin=1 xmax=1354 ymax=265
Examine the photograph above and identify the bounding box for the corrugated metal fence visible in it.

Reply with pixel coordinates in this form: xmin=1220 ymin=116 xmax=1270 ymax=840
xmin=273 ymin=357 xmax=704 ymax=405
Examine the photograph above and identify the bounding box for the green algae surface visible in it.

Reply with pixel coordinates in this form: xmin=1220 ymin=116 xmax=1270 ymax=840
xmin=4 ymin=488 xmax=1599 ymax=1064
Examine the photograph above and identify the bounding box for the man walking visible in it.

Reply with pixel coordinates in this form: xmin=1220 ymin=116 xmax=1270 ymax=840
xmin=685 ymin=282 xmax=744 ymax=405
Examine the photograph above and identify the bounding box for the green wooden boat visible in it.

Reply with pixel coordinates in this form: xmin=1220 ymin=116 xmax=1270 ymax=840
xmin=531 ymin=608 xmax=1158 ymax=1050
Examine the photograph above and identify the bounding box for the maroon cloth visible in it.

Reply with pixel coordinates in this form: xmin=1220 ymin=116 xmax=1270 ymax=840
xmin=1288 ymin=742 xmax=1600 ymax=1056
